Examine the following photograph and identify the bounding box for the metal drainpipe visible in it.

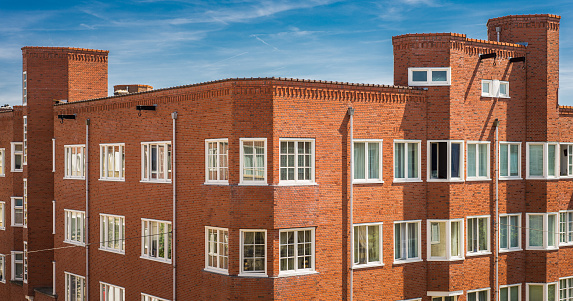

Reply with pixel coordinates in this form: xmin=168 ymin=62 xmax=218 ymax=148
xmin=172 ymin=112 xmax=178 ymax=301
xmin=85 ymin=119 xmax=90 ymax=300
xmin=494 ymin=118 xmax=499 ymax=301
xmin=348 ymin=107 xmax=354 ymax=301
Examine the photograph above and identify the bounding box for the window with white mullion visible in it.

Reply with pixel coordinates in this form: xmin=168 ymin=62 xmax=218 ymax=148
xmin=468 ymin=288 xmax=490 ymax=301
xmin=500 ymin=284 xmax=521 ymax=301
xmin=240 ymin=139 xmax=267 ymax=184
xmin=141 ymin=219 xmax=172 ymax=263
xmin=527 ymin=213 xmax=559 ymax=250
xmin=394 ymin=220 xmax=421 ymax=263
xmin=500 ymin=214 xmax=521 ymax=251
xmin=12 ymin=251 xmax=23 ymax=281
xmin=65 ymin=272 xmax=86 ymax=301
xmin=11 ymin=197 xmax=23 ymax=226
xmin=100 ymin=214 xmax=125 ymax=253
xmin=428 ymin=140 xmax=464 ymax=181
xmin=427 ymin=219 xmax=464 ymax=261
xmin=500 ymin=142 xmax=521 ymax=179
xmin=353 ymin=140 xmax=383 ymax=183
xmin=560 ymin=211 xmax=573 ymax=245
xmin=100 ymin=143 xmax=125 ymax=180
xmin=467 ymin=216 xmax=490 ymax=255
xmin=65 ymin=210 xmax=86 ymax=245
xmin=23 ymin=116 xmax=27 ymax=165
xmin=559 ymin=277 xmax=573 ymax=301
xmin=64 ymin=145 xmax=85 ymax=179
xmin=467 ymin=142 xmax=490 ymax=180
xmin=527 ymin=142 xmax=559 ymax=179
xmin=23 ymin=179 xmax=27 ymax=227
xmin=205 ymin=226 xmax=229 ymax=273
xmin=279 ymin=139 xmax=315 ymax=184
xmin=353 ymin=223 xmax=383 ymax=267
xmin=0 ymin=254 xmax=5 ymax=283
xmin=527 ymin=283 xmax=557 ymax=301
xmin=100 ymin=282 xmax=125 ymax=301
xmin=240 ymin=229 xmax=267 ymax=275
xmin=11 ymin=142 xmax=23 ymax=172
xmin=205 ymin=139 xmax=229 ymax=184
xmin=560 ymin=144 xmax=573 ymax=177
xmin=142 ymin=293 xmax=170 ymax=301
xmin=141 ymin=142 xmax=172 ymax=182
xmin=0 ymin=202 xmax=4 ymax=230
xmin=394 ymin=140 xmax=421 ymax=181
xmin=279 ymin=228 xmax=314 ymax=274
xmin=0 ymin=148 xmax=4 ymax=176
xmin=23 ymin=241 xmax=28 ymax=283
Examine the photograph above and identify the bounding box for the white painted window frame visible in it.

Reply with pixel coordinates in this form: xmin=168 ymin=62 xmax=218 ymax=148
xmin=526 ymin=282 xmax=558 ymax=301
xmin=0 ymin=202 xmax=4 ymax=230
xmin=64 ymin=209 xmax=86 ymax=246
xmin=499 ymin=284 xmax=521 ymax=301
xmin=278 ymin=138 xmax=316 ymax=185
xmin=204 ymin=226 xmax=229 ymax=275
xmin=141 ymin=141 xmax=172 ymax=183
xmin=11 ymin=197 xmax=23 ymax=227
xmin=141 ymin=218 xmax=172 ymax=263
xmin=99 ymin=143 xmax=125 ymax=181
xmin=499 ymin=142 xmax=522 ymax=180
xmin=11 ymin=142 xmax=23 ymax=172
xmin=239 ymin=138 xmax=267 ymax=185
xmin=23 ymin=116 xmax=27 ymax=165
xmin=64 ymin=272 xmax=86 ymax=301
xmin=204 ymin=138 xmax=229 ymax=185
xmin=141 ymin=293 xmax=170 ymax=301
xmin=499 ymin=213 xmax=522 ymax=252
xmin=278 ymin=227 xmax=316 ymax=276
xmin=427 ymin=140 xmax=465 ymax=182
xmin=23 ymin=241 xmax=27 ymax=283
xmin=352 ymin=139 xmax=383 ymax=184
xmin=481 ymin=79 xmax=510 ymax=98
xmin=427 ymin=219 xmax=465 ymax=261
xmin=100 ymin=214 xmax=126 ymax=254
xmin=526 ymin=142 xmax=560 ymax=180
xmin=393 ymin=140 xmax=422 ymax=182
xmin=526 ymin=213 xmax=559 ymax=250
xmin=0 ymin=148 xmax=4 ymax=176
xmin=23 ymin=178 xmax=27 ymax=228
xmin=408 ymin=67 xmax=451 ymax=86
xmin=22 ymin=71 xmax=27 ymax=106
xmin=100 ymin=281 xmax=125 ymax=301
xmin=467 ymin=288 xmax=491 ymax=301
xmin=11 ymin=251 xmax=23 ymax=281
xmin=466 ymin=215 xmax=491 ymax=256
xmin=393 ymin=220 xmax=422 ymax=264
xmin=559 ymin=143 xmax=573 ymax=178
xmin=352 ymin=222 xmax=384 ymax=268
xmin=559 ymin=210 xmax=573 ymax=246
xmin=64 ymin=144 xmax=86 ymax=180
xmin=239 ymin=229 xmax=267 ymax=277
xmin=559 ymin=276 xmax=573 ymax=301
xmin=0 ymin=254 xmax=5 ymax=283
xmin=466 ymin=141 xmax=491 ymax=181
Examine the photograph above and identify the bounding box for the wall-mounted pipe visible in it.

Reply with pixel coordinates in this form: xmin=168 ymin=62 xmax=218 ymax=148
xmin=348 ymin=107 xmax=354 ymax=301
xmin=172 ymin=112 xmax=178 ymax=301
xmin=85 ymin=118 xmax=90 ymax=300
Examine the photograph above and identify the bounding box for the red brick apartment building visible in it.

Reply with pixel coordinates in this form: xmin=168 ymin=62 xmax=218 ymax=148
xmin=0 ymin=13 xmax=570 ymax=301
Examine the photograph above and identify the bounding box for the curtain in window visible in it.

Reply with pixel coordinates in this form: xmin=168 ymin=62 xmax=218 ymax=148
xmin=408 ymin=222 xmax=417 ymax=258
xmin=548 ymin=215 xmax=556 ymax=247
xmin=354 ymin=226 xmax=367 ymax=264
xmin=509 ymin=216 xmax=519 ymax=248
xmin=530 ymin=145 xmax=544 ymax=176
xmin=394 ymin=224 xmax=402 ymax=260
xmin=395 ymin=143 xmax=405 ymax=178
xmin=367 ymin=225 xmax=379 ymax=262
xmin=500 ymin=216 xmax=508 ymax=249
xmin=354 ymin=143 xmax=365 ymax=180
xmin=548 ymin=145 xmax=556 ymax=176
xmin=510 ymin=145 xmax=519 ymax=176
xmin=408 ymin=143 xmax=418 ymax=178
xmin=500 ymin=144 xmax=509 ymax=177
xmin=478 ymin=218 xmax=487 ymax=251
xmin=529 ymin=215 xmax=543 ymax=247
xmin=367 ymin=143 xmax=379 ymax=179
xmin=451 ymin=221 xmax=460 ymax=256
xmin=451 ymin=143 xmax=460 ymax=178
xmin=479 ymin=144 xmax=487 ymax=177
xmin=468 ymin=144 xmax=476 ymax=177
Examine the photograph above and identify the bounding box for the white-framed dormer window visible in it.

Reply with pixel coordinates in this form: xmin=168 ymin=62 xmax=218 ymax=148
xmin=100 ymin=143 xmax=125 ymax=181
xmin=100 ymin=214 xmax=125 ymax=254
xmin=64 ymin=145 xmax=85 ymax=179
xmin=11 ymin=142 xmax=23 ymax=172
xmin=142 ymin=293 xmax=170 ymax=301
xmin=11 ymin=251 xmax=23 ymax=281
xmin=559 ymin=277 xmax=573 ymax=301
xmin=240 ymin=138 xmax=267 ymax=185
xmin=394 ymin=220 xmax=422 ymax=264
xmin=0 ymin=202 xmax=4 ymax=230
xmin=64 ymin=210 xmax=86 ymax=245
xmin=559 ymin=210 xmax=573 ymax=246
xmin=11 ymin=197 xmax=23 ymax=227
xmin=353 ymin=140 xmax=383 ymax=183
xmin=279 ymin=139 xmax=315 ymax=184
xmin=526 ymin=213 xmax=559 ymax=250
xmin=141 ymin=219 xmax=172 ymax=263
xmin=394 ymin=140 xmax=421 ymax=182
xmin=467 ymin=142 xmax=490 ymax=180
xmin=526 ymin=283 xmax=557 ymax=301
xmin=559 ymin=143 xmax=573 ymax=177
xmin=500 ymin=142 xmax=521 ymax=179
xmin=428 ymin=140 xmax=464 ymax=182
xmin=23 ymin=116 xmax=27 ymax=165
xmin=65 ymin=272 xmax=86 ymax=301
xmin=279 ymin=228 xmax=315 ymax=275
xmin=22 ymin=71 xmax=27 ymax=105
xmin=239 ymin=229 xmax=267 ymax=276
xmin=353 ymin=222 xmax=383 ymax=268
xmin=205 ymin=139 xmax=229 ymax=184
xmin=500 ymin=284 xmax=521 ymax=301
xmin=427 ymin=219 xmax=464 ymax=261
xmin=482 ymin=80 xmax=510 ymax=98
xmin=0 ymin=148 xmax=4 ymax=176
xmin=467 ymin=288 xmax=490 ymax=301
xmin=0 ymin=254 xmax=5 ymax=283
xmin=527 ymin=142 xmax=559 ymax=179
xmin=100 ymin=282 xmax=125 ymax=301
xmin=408 ymin=67 xmax=451 ymax=86
xmin=205 ymin=226 xmax=229 ymax=274
xmin=467 ymin=215 xmax=490 ymax=256
xmin=500 ymin=213 xmax=522 ymax=252
xmin=141 ymin=141 xmax=172 ymax=183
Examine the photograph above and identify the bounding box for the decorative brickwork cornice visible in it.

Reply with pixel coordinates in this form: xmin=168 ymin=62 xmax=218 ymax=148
xmin=559 ymin=106 xmax=573 ymax=116
xmin=487 ymin=14 xmax=561 ymax=31
xmin=273 ymin=85 xmax=425 ymax=103
xmin=22 ymin=46 xmax=109 ymax=62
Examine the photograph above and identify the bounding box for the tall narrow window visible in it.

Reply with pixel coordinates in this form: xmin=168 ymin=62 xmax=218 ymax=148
xmin=23 ymin=116 xmax=27 ymax=165
xmin=428 ymin=141 xmax=464 ymax=181
xmin=65 ymin=272 xmax=86 ymax=301
xmin=0 ymin=254 xmax=5 ymax=283
xmin=141 ymin=142 xmax=172 ymax=182
xmin=0 ymin=148 xmax=4 ymax=176
xmin=527 ymin=143 xmax=559 ymax=179
xmin=500 ymin=142 xmax=521 ymax=179
xmin=205 ymin=226 xmax=229 ymax=273
xmin=560 ymin=211 xmax=573 ymax=246
xmin=11 ymin=142 xmax=23 ymax=172
xmin=240 ymin=139 xmax=266 ymax=184
xmin=141 ymin=219 xmax=172 ymax=263
xmin=467 ymin=142 xmax=490 ymax=180
xmin=65 ymin=210 xmax=86 ymax=245
xmin=64 ymin=145 xmax=85 ymax=179
xmin=353 ymin=223 xmax=383 ymax=267
xmin=560 ymin=144 xmax=573 ymax=177
xmin=467 ymin=288 xmax=490 ymax=301
xmin=467 ymin=216 xmax=490 ymax=255
xmin=22 ymin=71 xmax=27 ymax=105
xmin=100 ymin=282 xmax=125 ymax=301
xmin=11 ymin=197 xmax=23 ymax=227
xmin=100 ymin=143 xmax=125 ymax=180
xmin=0 ymin=202 xmax=4 ymax=230
xmin=394 ymin=220 xmax=421 ymax=263
xmin=11 ymin=251 xmax=23 ymax=281
xmin=23 ymin=179 xmax=27 ymax=227
xmin=428 ymin=219 xmax=464 ymax=260
xmin=205 ymin=139 xmax=228 ymax=184
xmin=394 ymin=140 xmax=421 ymax=182
xmin=23 ymin=241 xmax=27 ymax=283
xmin=353 ymin=140 xmax=383 ymax=183
xmin=240 ymin=230 xmax=266 ymax=275
xmin=500 ymin=284 xmax=520 ymax=301
xmin=100 ymin=214 xmax=125 ymax=253
xmin=527 ymin=213 xmax=558 ymax=250
xmin=279 ymin=228 xmax=315 ymax=274
xmin=279 ymin=139 xmax=315 ymax=184
xmin=500 ymin=214 xmax=521 ymax=251
xmin=527 ymin=283 xmax=557 ymax=301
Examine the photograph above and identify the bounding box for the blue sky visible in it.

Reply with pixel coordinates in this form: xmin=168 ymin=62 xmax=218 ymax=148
xmin=1 ymin=0 xmax=572 ymax=106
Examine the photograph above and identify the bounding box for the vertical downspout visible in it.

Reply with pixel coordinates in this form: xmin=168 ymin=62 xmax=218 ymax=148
xmin=85 ymin=119 xmax=90 ymax=300
xmin=172 ymin=112 xmax=178 ymax=301
xmin=494 ymin=118 xmax=499 ymax=301
xmin=348 ymin=107 xmax=354 ymax=301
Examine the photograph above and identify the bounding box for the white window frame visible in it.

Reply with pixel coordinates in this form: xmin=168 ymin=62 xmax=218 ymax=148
xmin=559 ymin=277 xmax=573 ymax=301
xmin=204 ymin=226 xmax=229 ymax=275
xmin=99 ymin=143 xmax=125 ymax=181
xmin=559 ymin=143 xmax=573 ymax=178
xmin=482 ymin=79 xmax=510 ymax=98
xmin=23 ymin=116 xmax=27 ymax=165
xmin=428 ymin=291 xmax=463 ymax=300
xmin=279 ymin=138 xmax=316 ymax=185
xmin=239 ymin=138 xmax=267 ymax=185
xmin=23 ymin=241 xmax=27 ymax=283
xmin=393 ymin=220 xmax=422 ymax=264
xmin=0 ymin=202 xmax=4 ymax=230
xmin=64 ymin=144 xmax=86 ymax=180
xmin=466 ymin=141 xmax=491 ymax=181
xmin=11 ymin=142 xmax=23 ymax=172
xmin=64 ymin=210 xmax=86 ymax=246
xmin=500 ymin=284 xmax=521 ymax=301
xmin=64 ymin=272 xmax=85 ymax=301
xmin=239 ymin=229 xmax=267 ymax=276
xmin=100 ymin=214 xmax=125 ymax=254
xmin=352 ymin=222 xmax=384 ymax=268
xmin=278 ymin=227 xmax=315 ymax=276
xmin=466 ymin=215 xmax=491 ymax=256
xmin=0 ymin=148 xmax=4 ymax=176
xmin=499 ymin=213 xmax=522 ymax=252
xmin=141 ymin=141 xmax=172 ymax=183
xmin=393 ymin=140 xmax=422 ymax=182
xmin=11 ymin=197 xmax=23 ymax=227
xmin=352 ymin=139 xmax=383 ymax=184
xmin=408 ymin=67 xmax=451 ymax=86
xmin=467 ymin=288 xmax=491 ymax=301
xmin=11 ymin=251 xmax=23 ymax=281
xmin=22 ymin=71 xmax=27 ymax=105
xmin=141 ymin=218 xmax=172 ymax=263
xmin=526 ymin=213 xmax=559 ymax=250
xmin=142 ymin=293 xmax=170 ymax=301
xmin=499 ymin=142 xmax=522 ymax=180
xmin=526 ymin=283 xmax=558 ymax=301
xmin=100 ymin=281 xmax=125 ymax=301
xmin=23 ymin=178 xmax=27 ymax=228
xmin=427 ymin=140 xmax=465 ymax=182
xmin=205 ymin=139 xmax=229 ymax=185
xmin=427 ymin=219 xmax=464 ymax=261
xmin=559 ymin=210 xmax=573 ymax=246
xmin=0 ymin=254 xmax=5 ymax=283
xmin=399 ymin=299 xmax=422 ymax=301
xmin=526 ymin=142 xmax=560 ymax=179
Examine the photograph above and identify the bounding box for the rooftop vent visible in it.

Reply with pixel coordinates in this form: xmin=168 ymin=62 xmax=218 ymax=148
xmin=114 ymin=84 xmax=153 ymax=96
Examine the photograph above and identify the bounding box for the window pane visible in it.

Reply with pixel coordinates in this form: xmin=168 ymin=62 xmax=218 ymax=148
xmin=500 ymin=83 xmax=507 ymax=95
xmin=479 ymin=218 xmax=487 ymax=251
xmin=529 ymin=285 xmax=543 ymax=301
xmin=408 ymin=143 xmax=418 ymax=178
xmin=483 ymin=82 xmax=490 ymax=94
xmin=367 ymin=225 xmax=379 ymax=262
xmin=479 ymin=144 xmax=488 ymax=177
xmin=529 ymin=215 xmax=543 ymax=247
xmin=367 ymin=143 xmax=379 ymax=179
xmin=468 ymin=292 xmax=476 ymax=301
xmin=529 ymin=145 xmax=543 ymax=176
xmin=510 ymin=286 xmax=518 ymax=301
xmin=451 ymin=221 xmax=460 ymax=256
xmin=354 ymin=143 xmax=365 ymax=180
xmin=500 ymin=144 xmax=509 ymax=177
xmin=510 ymin=145 xmax=519 ymax=176
xmin=412 ymin=71 xmax=427 ymax=82
xmin=510 ymin=216 xmax=519 ymax=248
xmin=548 ymin=144 xmax=556 ymax=176
xmin=500 ymin=288 xmax=508 ymax=301
xmin=430 ymin=222 xmax=446 ymax=258
xmin=500 ymin=216 xmax=508 ymax=249
xmin=549 ymin=284 xmax=556 ymax=301
xmin=394 ymin=224 xmax=401 ymax=260
xmin=548 ymin=214 xmax=556 ymax=247
xmin=408 ymin=222 xmax=418 ymax=258
xmin=395 ymin=143 xmax=405 ymax=178
xmin=451 ymin=143 xmax=460 ymax=178
xmin=432 ymin=70 xmax=447 ymax=82
xmin=468 ymin=144 xmax=476 ymax=177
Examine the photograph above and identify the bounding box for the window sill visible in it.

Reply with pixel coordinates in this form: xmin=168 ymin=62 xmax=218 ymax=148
xmin=11 ymin=170 xmax=23 ymax=173
xmin=140 ymin=256 xmax=172 ymax=264
xmin=466 ymin=251 xmax=491 ymax=257
xmin=98 ymin=248 xmax=125 ymax=255
xmin=427 ymin=257 xmax=464 ymax=262
xmin=352 ymin=180 xmax=384 ymax=185
xmin=64 ymin=240 xmax=86 ymax=247
xmin=10 ymin=280 xmax=23 ymax=286
xmin=393 ymin=258 xmax=423 ymax=265
xmin=0 ymin=174 xmax=4 ymax=177
xmin=499 ymin=177 xmax=522 ymax=181
xmin=393 ymin=179 xmax=423 ymax=183
xmin=275 ymin=182 xmax=318 ymax=186
xmin=275 ymin=270 xmax=318 ymax=278
xmin=140 ymin=180 xmax=172 ymax=184
xmin=499 ymin=248 xmax=522 ymax=253
xmin=99 ymin=178 xmax=125 ymax=182
xmin=465 ymin=178 xmax=491 ymax=182
xmin=427 ymin=179 xmax=464 ymax=183
xmin=203 ymin=182 xmax=229 ymax=186
xmin=203 ymin=268 xmax=229 ymax=276
xmin=238 ymin=273 xmax=268 ymax=278
xmin=0 ymin=227 xmax=4 ymax=231
xmin=559 ymin=243 xmax=573 ymax=247
xmin=526 ymin=177 xmax=560 ymax=180
xmin=526 ymin=247 xmax=559 ymax=251
xmin=63 ymin=177 xmax=85 ymax=180
xmin=238 ymin=182 xmax=268 ymax=186
xmin=352 ymin=262 xmax=384 ymax=269
xmin=11 ymin=225 xmax=23 ymax=228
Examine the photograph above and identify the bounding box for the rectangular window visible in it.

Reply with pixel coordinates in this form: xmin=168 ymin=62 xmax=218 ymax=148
xmin=142 ymin=294 xmax=170 ymax=301
xmin=408 ymin=67 xmax=451 ymax=86
xmin=279 ymin=228 xmax=315 ymax=274
xmin=23 ymin=179 xmax=27 ymax=227
xmin=394 ymin=140 xmax=421 ymax=182
xmin=353 ymin=223 xmax=383 ymax=267
xmin=500 ymin=284 xmax=521 ymax=301
xmin=467 ymin=216 xmax=490 ymax=255
xmin=428 ymin=140 xmax=464 ymax=181
xmin=141 ymin=141 xmax=172 ymax=182
xmin=394 ymin=220 xmax=421 ymax=263
xmin=500 ymin=142 xmax=521 ymax=179
xmin=11 ymin=197 xmax=23 ymax=226
xmin=527 ymin=283 xmax=557 ymax=301
xmin=527 ymin=213 xmax=559 ymax=250
xmin=100 ymin=282 xmax=125 ymax=301
xmin=64 ymin=145 xmax=86 ymax=179
xmin=11 ymin=142 xmax=23 ymax=172
xmin=432 ymin=296 xmax=458 ymax=301
xmin=65 ymin=210 xmax=86 ymax=245
xmin=141 ymin=219 xmax=172 ymax=263
xmin=100 ymin=143 xmax=125 ymax=181
xmin=23 ymin=241 xmax=27 ymax=283
xmin=482 ymin=80 xmax=510 ymax=98
xmin=468 ymin=288 xmax=490 ymax=301
xmin=560 ymin=144 xmax=573 ymax=177
xmin=23 ymin=116 xmax=27 ymax=165
xmin=11 ymin=251 xmax=23 ymax=281
xmin=240 ymin=229 xmax=266 ymax=275
xmin=467 ymin=142 xmax=490 ymax=180
xmin=205 ymin=139 xmax=228 ymax=184
xmin=65 ymin=272 xmax=86 ymax=301
xmin=279 ymin=139 xmax=315 ymax=184
xmin=0 ymin=202 xmax=4 ymax=230
xmin=22 ymin=71 xmax=27 ymax=105
xmin=353 ymin=140 xmax=382 ymax=183
xmin=0 ymin=254 xmax=5 ymax=283
xmin=527 ymin=143 xmax=559 ymax=179
xmin=560 ymin=211 xmax=573 ymax=246
xmin=205 ymin=226 xmax=229 ymax=273
xmin=428 ymin=219 xmax=464 ymax=261
xmin=0 ymin=148 xmax=4 ymax=176
xmin=500 ymin=214 xmax=521 ymax=251
xmin=559 ymin=277 xmax=573 ymax=301
xmin=100 ymin=214 xmax=125 ymax=253
xmin=240 ymin=139 xmax=267 ymax=184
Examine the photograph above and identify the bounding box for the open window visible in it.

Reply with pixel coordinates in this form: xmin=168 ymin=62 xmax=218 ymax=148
xmin=428 ymin=141 xmax=464 ymax=181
